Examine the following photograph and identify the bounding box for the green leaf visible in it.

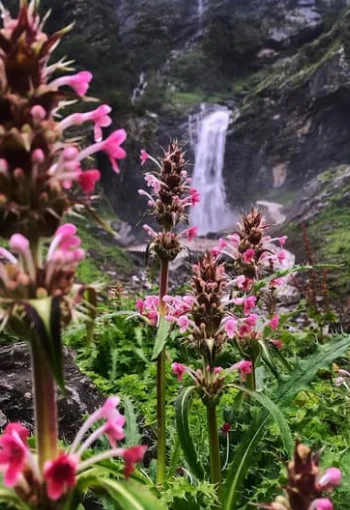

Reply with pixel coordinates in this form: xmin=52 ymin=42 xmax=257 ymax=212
xmin=229 ymin=384 xmax=294 ymax=456
xmin=151 ymin=316 xmax=171 ymax=360
xmin=94 ymin=478 xmax=167 ymax=510
xmin=123 ymin=397 xmax=141 ymax=447
xmin=222 ymin=334 xmax=350 ymax=510
xmin=175 ymin=386 xmax=205 ymax=480
xmin=0 ymin=487 xmax=32 ymax=509
xmin=83 ymin=287 xmax=97 ymax=344
xmin=26 ymin=296 xmax=65 ymax=391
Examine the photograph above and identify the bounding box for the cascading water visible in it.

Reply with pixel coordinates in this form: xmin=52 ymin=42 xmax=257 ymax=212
xmin=189 ymin=107 xmax=234 ymax=236
xmin=198 ymin=0 xmax=204 ymax=23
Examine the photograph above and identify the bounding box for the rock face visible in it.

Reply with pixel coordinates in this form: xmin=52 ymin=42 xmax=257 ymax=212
xmin=0 ymin=343 xmax=104 ymax=441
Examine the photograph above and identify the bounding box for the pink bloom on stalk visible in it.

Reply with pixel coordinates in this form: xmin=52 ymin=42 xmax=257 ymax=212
xmin=136 ymin=299 xmax=144 ymax=314
xmin=214 ymin=367 xmax=223 ymax=375
xmin=182 ymin=226 xmax=198 ymax=242
xmin=227 ymin=233 xmax=240 ymax=246
xmin=97 ymin=397 xmax=126 ymax=447
xmin=145 ymin=173 xmax=161 ymax=193
xmin=243 ymin=296 xmax=257 ymax=315
xmin=176 ymin=315 xmax=193 ymax=333
xmin=90 ymin=105 xmax=112 ymax=142
xmin=9 ymin=234 xmax=29 ymax=253
xmin=269 ymin=315 xmax=280 ymax=330
xmin=102 ymin=130 xmax=127 ymax=173
xmin=122 ymin=445 xmax=147 ymax=479
xmin=232 ymin=275 xmax=246 ymax=289
xmin=225 ymin=318 xmax=237 ymax=339
xmin=277 ymin=250 xmax=287 ymax=265
xmin=245 ymin=313 xmax=258 ymax=326
xmin=172 ymin=362 xmax=187 ymax=381
xmin=52 ymin=71 xmax=93 ymax=97
xmin=32 ymin=149 xmax=45 ymax=164
xmin=238 ymin=323 xmax=252 ymax=337
xmin=44 ymin=453 xmax=78 ymax=500
xmin=0 ymin=426 xmax=29 ymax=487
xmin=279 ymin=236 xmax=288 ymax=246
xmin=242 ymin=248 xmax=255 ymax=264
xmin=78 ymin=169 xmax=101 ymax=193
xmin=230 ymin=360 xmax=252 ymax=380
xmin=310 ymin=499 xmax=334 ymax=510
xmin=270 ymin=277 xmax=286 ymax=288
xmin=270 ymin=339 xmax=283 ymax=349
xmin=143 ymin=224 xmax=157 ymax=238
xmin=190 ymin=188 xmax=200 ymax=205
xmin=140 ymin=150 xmax=150 ymax=165
xmin=30 ymin=105 xmax=46 ymax=121
xmin=318 ymin=467 xmax=342 ymax=489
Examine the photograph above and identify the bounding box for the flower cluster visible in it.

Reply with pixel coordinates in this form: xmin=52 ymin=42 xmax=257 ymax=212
xmin=0 ymin=1 xmax=126 ymax=241
xmin=0 ymin=398 xmax=146 ymax=502
xmin=139 ymin=143 xmax=200 ymax=261
xmin=263 ymin=443 xmax=342 ymax=510
xmin=213 ymin=208 xmax=289 ymax=279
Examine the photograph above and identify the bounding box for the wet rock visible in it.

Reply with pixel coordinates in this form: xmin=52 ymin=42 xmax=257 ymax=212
xmin=0 ymin=343 xmax=104 ymax=440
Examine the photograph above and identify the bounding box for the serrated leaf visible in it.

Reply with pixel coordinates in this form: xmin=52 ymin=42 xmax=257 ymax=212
xmin=123 ymin=397 xmax=141 ymax=447
xmin=175 ymin=386 xmax=205 ymax=480
xmin=222 ymin=334 xmax=350 ymax=510
xmin=152 ymin=316 xmax=171 ymax=360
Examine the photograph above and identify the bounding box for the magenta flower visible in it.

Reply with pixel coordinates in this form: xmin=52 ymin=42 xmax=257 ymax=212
xmin=268 ymin=315 xmax=280 ymax=330
xmin=122 ymin=445 xmax=148 ymax=479
xmin=230 ymin=360 xmax=252 ymax=380
xmin=225 ymin=318 xmax=237 ymax=339
xmin=310 ymin=499 xmax=333 ymax=510
xmin=182 ymin=226 xmax=198 ymax=242
xmin=102 ymin=130 xmax=127 ymax=173
xmin=51 ymin=71 xmax=93 ymax=97
xmin=172 ymin=362 xmax=188 ymax=381
xmin=242 ymin=248 xmax=255 ymax=264
xmin=176 ymin=315 xmax=193 ymax=333
xmin=78 ymin=169 xmax=101 ymax=194
xmin=44 ymin=453 xmax=79 ymax=500
xmin=269 ymin=339 xmax=283 ymax=349
xmin=318 ymin=467 xmax=342 ymax=489
xmin=0 ymin=426 xmax=29 ymax=487
xmin=140 ymin=150 xmax=150 ymax=165
xmin=190 ymin=188 xmax=201 ymax=205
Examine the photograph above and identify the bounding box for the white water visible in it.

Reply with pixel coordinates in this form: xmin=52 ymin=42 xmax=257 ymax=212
xmin=189 ymin=108 xmax=234 ymax=235
xmin=198 ymin=0 xmax=204 ymax=23
xmin=132 ymin=72 xmax=148 ymax=104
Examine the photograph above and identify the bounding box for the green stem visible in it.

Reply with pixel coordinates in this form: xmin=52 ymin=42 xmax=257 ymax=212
xmin=207 ymin=403 xmax=221 ymax=487
xmin=156 ymin=260 xmax=169 ymax=486
xmin=31 ymin=341 xmax=58 ymax=473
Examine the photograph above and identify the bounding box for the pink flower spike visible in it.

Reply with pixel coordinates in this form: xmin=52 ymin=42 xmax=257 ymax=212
xmin=269 ymin=315 xmax=280 ymax=330
xmin=225 ymin=318 xmax=237 ymax=339
xmin=102 ymin=129 xmax=127 ymax=173
xmin=318 ymin=467 xmax=342 ymax=489
xmin=78 ymin=169 xmax=101 ymax=193
xmin=172 ymin=362 xmax=187 ymax=381
xmin=310 ymin=499 xmax=333 ymax=510
xmin=230 ymin=360 xmax=252 ymax=380
xmin=0 ymin=429 xmax=28 ymax=487
xmin=140 ymin=150 xmax=150 ymax=165
xmin=122 ymin=445 xmax=147 ymax=479
xmin=44 ymin=453 xmax=78 ymax=500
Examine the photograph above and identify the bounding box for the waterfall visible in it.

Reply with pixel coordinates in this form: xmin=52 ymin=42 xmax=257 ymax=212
xmin=132 ymin=72 xmax=148 ymax=104
xmin=189 ymin=107 xmax=234 ymax=236
xmin=198 ymin=0 xmax=204 ymax=23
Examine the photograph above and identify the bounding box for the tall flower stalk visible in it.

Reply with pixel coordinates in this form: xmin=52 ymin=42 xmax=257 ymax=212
xmin=139 ymin=145 xmax=200 ymax=484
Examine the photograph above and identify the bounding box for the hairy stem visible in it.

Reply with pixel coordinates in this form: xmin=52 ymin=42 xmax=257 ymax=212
xmin=31 ymin=341 xmax=58 ymax=472
xmin=156 ymin=260 xmax=169 ymax=486
xmin=207 ymin=402 xmax=222 ymax=487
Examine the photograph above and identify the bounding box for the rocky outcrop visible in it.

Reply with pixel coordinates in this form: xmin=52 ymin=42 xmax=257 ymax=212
xmin=0 ymin=343 xmax=104 ymax=441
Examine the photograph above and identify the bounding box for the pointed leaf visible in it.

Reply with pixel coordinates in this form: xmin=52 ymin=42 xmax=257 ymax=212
xmin=123 ymin=398 xmax=141 ymax=447
xmin=175 ymin=386 xmax=205 ymax=479
xmin=0 ymin=487 xmax=32 ymax=509
xmin=152 ymin=316 xmax=171 ymax=360
xmin=83 ymin=287 xmax=97 ymax=344
xmin=222 ymin=334 xmax=350 ymax=510
xmin=94 ymin=478 xmax=167 ymax=510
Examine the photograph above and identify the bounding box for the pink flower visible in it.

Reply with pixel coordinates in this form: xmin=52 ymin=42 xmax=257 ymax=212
xmin=3 ymin=424 xmax=29 ymax=443
xmin=242 ymin=248 xmax=255 ymax=264
xmin=51 ymin=71 xmax=93 ymax=96
xmin=214 ymin=367 xmax=223 ymax=375
xmin=310 ymin=499 xmax=333 ymax=510
xmin=0 ymin=427 xmax=29 ymax=487
xmin=221 ymin=423 xmax=231 ymax=434
xmin=227 ymin=233 xmax=240 ymax=246
xmin=145 ymin=173 xmax=161 ymax=193
xmin=279 ymin=235 xmax=288 ymax=246
xmin=136 ymin=299 xmax=144 ymax=314
xmin=243 ymin=296 xmax=256 ymax=315
xmin=177 ymin=315 xmax=192 ymax=333
xmin=140 ymin=150 xmax=150 ymax=165
xmin=318 ymin=467 xmax=342 ymax=489
xmin=232 ymin=275 xmax=246 ymax=289
xmin=277 ymin=250 xmax=287 ymax=265
xmin=270 ymin=339 xmax=283 ymax=349
xmin=225 ymin=318 xmax=237 ymax=339
xmin=245 ymin=313 xmax=258 ymax=326
xmin=102 ymin=129 xmax=127 ymax=173
xmin=268 ymin=315 xmax=279 ymax=330
xmin=44 ymin=453 xmax=78 ymax=500
xmin=142 ymin=224 xmax=157 ymax=238
xmin=78 ymin=169 xmax=101 ymax=193
xmin=172 ymin=362 xmax=187 ymax=381
xmin=9 ymin=234 xmax=29 ymax=253
xmin=230 ymin=360 xmax=252 ymax=380
xmin=91 ymin=105 xmax=112 ymax=142
xmin=182 ymin=226 xmax=198 ymax=242
xmin=30 ymin=105 xmax=46 ymax=121
xmin=270 ymin=277 xmax=286 ymax=288
xmin=103 ymin=413 xmax=126 ymax=448
xmin=190 ymin=188 xmax=200 ymax=205
xmin=122 ymin=445 xmax=147 ymax=479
